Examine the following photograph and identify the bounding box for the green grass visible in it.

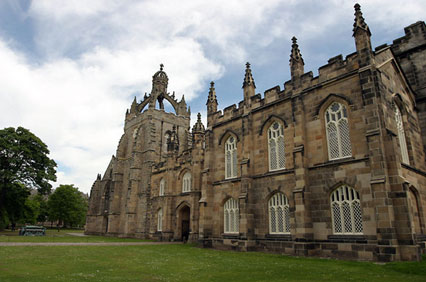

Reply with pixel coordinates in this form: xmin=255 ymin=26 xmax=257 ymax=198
xmin=0 ymin=229 xmax=149 ymax=243
xmin=0 ymin=243 xmax=425 ymax=281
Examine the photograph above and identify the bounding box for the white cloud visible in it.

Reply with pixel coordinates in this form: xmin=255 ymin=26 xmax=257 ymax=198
xmin=0 ymin=35 xmax=221 ymax=193
xmin=1 ymin=0 xmax=424 ymax=194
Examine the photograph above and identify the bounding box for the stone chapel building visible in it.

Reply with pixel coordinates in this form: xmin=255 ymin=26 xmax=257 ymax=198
xmin=86 ymin=4 xmax=426 ymax=262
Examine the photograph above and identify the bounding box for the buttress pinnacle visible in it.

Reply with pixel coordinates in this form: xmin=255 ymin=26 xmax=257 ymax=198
xmin=290 ymin=37 xmax=304 ymax=79
xmin=353 ymin=3 xmax=371 ymax=36
xmin=242 ymin=62 xmax=256 ymax=88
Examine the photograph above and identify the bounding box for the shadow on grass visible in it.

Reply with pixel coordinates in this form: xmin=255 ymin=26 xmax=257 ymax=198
xmin=0 ymin=229 xmax=151 ymax=243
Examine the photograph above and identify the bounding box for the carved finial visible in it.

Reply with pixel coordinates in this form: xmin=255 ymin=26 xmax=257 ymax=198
xmin=192 ymin=112 xmax=205 ymax=133
xmin=243 ymin=62 xmax=256 ymax=88
xmin=130 ymin=96 xmax=138 ymax=113
xmin=160 ymin=63 xmax=164 ymax=71
xmin=353 ymin=3 xmax=371 ymax=36
xmin=290 ymin=36 xmax=304 ymax=79
xmin=290 ymin=36 xmax=303 ymax=62
xmin=207 ymin=80 xmax=218 ymax=114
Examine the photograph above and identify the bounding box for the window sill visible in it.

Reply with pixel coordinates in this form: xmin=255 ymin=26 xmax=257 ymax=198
xmin=252 ymin=168 xmax=294 ymax=179
xmin=222 ymin=233 xmax=239 ymax=239
xmin=213 ymin=177 xmax=241 ymax=185
xmin=265 ymin=234 xmax=292 ymax=241
xmin=309 ymin=157 xmax=369 ymax=170
xmin=327 ymin=234 xmax=367 ymax=243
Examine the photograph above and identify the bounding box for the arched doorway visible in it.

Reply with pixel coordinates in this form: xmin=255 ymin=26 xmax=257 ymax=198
xmin=179 ymin=205 xmax=190 ymax=241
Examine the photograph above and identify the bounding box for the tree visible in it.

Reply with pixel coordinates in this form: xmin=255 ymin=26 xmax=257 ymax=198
xmin=48 ymin=184 xmax=88 ymax=228
xmin=3 ymin=183 xmax=30 ymax=226
xmin=34 ymin=194 xmax=49 ymax=223
xmin=23 ymin=194 xmax=41 ymax=225
xmin=0 ymin=127 xmax=57 ymax=229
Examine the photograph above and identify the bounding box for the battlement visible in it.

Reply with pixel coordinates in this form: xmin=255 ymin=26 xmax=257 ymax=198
xmin=209 ymin=50 xmax=363 ymax=127
xmin=392 ymin=21 xmax=426 ymax=55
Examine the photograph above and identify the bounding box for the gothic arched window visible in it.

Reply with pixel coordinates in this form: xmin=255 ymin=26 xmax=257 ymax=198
xmin=182 ymin=172 xmax=191 ymax=193
xmin=325 ymin=102 xmax=352 ymax=160
xmin=157 ymin=208 xmax=163 ymax=232
xmin=269 ymin=193 xmax=290 ymax=234
xmin=159 ymin=178 xmax=165 ymax=196
xmin=331 ymin=185 xmax=363 ymax=235
xmin=225 ymin=136 xmax=237 ymax=179
xmin=224 ymin=198 xmax=239 ymax=234
xmin=268 ymin=122 xmax=285 ymax=171
xmin=394 ymin=105 xmax=409 ymax=164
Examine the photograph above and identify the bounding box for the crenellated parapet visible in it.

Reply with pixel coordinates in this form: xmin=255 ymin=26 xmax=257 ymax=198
xmin=206 ymin=44 xmax=364 ymax=128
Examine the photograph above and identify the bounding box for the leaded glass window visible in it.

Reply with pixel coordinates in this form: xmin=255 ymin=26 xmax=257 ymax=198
xmin=225 ymin=136 xmax=237 ymax=179
xmin=330 ymin=185 xmax=363 ymax=235
xmin=268 ymin=122 xmax=285 ymax=171
xmin=224 ymin=198 xmax=239 ymax=234
xmin=268 ymin=193 xmax=290 ymax=234
xmin=325 ymin=102 xmax=352 ymax=160
xmin=182 ymin=172 xmax=191 ymax=193
xmin=159 ymin=178 xmax=165 ymax=196
xmin=394 ymin=105 xmax=409 ymax=164
xmin=157 ymin=208 xmax=163 ymax=232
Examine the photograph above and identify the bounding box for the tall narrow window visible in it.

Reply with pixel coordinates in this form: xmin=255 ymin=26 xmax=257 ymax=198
xmin=325 ymin=102 xmax=352 ymax=160
xmin=159 ymin=178 xmax=165 ymax=196
xmin=225 ymin=136 xmax=238 ymax=179
xmin=157 ymin=208 xmax=163 ymax=232
xmin=182 ymin=172 xmax=191 ymax=193
xmin=394 ymin=105 xmax=409 ymax=164
xmin=331 ymin=185 xmax=363 ymax=235
xmin=268 ymin=122 xmax=285 ymax=171
xmin=269 ymin=193 xmax=290 ymax=234
xmin=224 ymin=198 xmax=239 ymax=234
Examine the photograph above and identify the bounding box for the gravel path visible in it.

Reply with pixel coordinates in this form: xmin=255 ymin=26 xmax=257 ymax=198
xmin=0 ymin=242 xmax=181 ymax=246
xmin=66 ymin=232 xmax=89 ymax=237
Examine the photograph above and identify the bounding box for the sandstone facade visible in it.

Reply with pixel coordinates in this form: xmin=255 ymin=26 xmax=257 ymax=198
xmin=86 ymin=5 xmax=426 ymax=262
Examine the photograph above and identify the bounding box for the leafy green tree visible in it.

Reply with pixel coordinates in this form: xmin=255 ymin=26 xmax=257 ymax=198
xmin=0 ymin=126 xmax=57 ymax=229
xmin=23 ymin=195 xmax=41 ymax=225
xmin=3 ymin=183 xmax=30 ymax=227
xmin=48 ymin=184 xmax=88 ymax=228
xmin=34 ymin=194 xmax=49 ymax=223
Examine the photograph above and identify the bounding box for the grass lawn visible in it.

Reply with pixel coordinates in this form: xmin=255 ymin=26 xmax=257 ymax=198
xmin=0 ymin=229 xmax=149 ymax=243
xmin=0 ymin=243 xmax=425 ymax=281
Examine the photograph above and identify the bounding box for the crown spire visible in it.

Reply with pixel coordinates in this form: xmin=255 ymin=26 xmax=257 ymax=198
xmin=243 ymin=62 xmax=256 ymax=88
xmin=290 ymin=36 xmax=305 ymax=79
xmin=151 ymin=63 xmax=168 ymax=98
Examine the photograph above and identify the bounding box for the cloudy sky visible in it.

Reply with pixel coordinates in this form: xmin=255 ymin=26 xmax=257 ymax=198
xmin=0 ymin=0 xmax=424 ymax=194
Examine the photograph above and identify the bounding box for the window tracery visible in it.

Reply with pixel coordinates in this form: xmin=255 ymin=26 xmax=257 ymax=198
xmin=325 ymin=102 xmax=352 ymax=160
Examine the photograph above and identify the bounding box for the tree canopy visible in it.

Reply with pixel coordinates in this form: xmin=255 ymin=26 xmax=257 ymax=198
xmin=48 ymin=184 xmax=88 ymax=227
xmin=0 ymin=126 xmax=57 ymax=228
